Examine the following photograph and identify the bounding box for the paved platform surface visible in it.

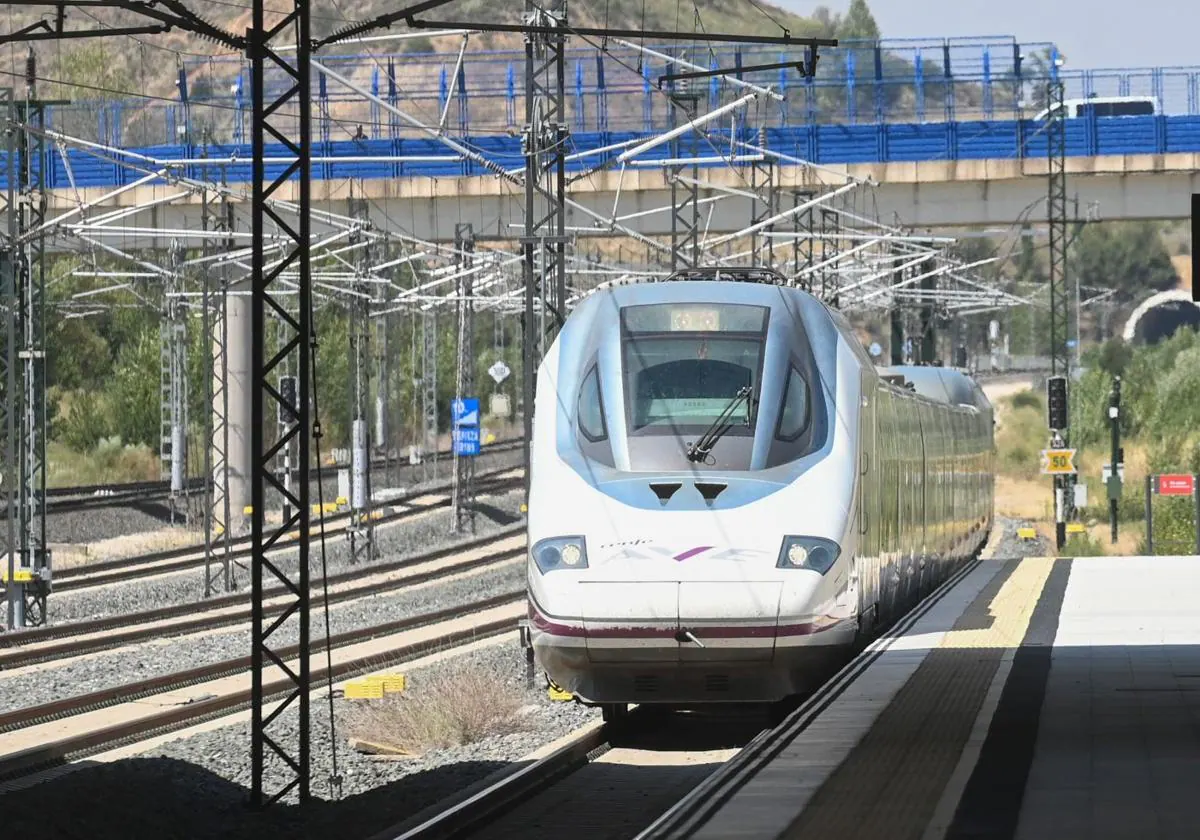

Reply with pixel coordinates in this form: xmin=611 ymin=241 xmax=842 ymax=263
xmin=690 ymin=554 xmax=1200 ymax=840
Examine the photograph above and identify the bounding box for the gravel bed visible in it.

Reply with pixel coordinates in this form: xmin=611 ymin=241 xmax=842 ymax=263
xmin=43 ymin=488 xmax=526 ymax=626
xmin=0 ymin=558 xmax=525 ymax=715
xmin=0 ymin=642 xmax=596 ymax=840
xmin=39 ymin=445 xmax=523 ymax=551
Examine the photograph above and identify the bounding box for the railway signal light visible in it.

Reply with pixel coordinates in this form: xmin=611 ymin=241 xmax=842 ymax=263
xmin=1047 ymin=375 xmax=1068 ymax=431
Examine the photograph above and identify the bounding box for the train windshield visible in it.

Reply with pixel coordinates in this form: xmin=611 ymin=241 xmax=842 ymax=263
xmin=620 ymin=303 xmax=768 ymax=435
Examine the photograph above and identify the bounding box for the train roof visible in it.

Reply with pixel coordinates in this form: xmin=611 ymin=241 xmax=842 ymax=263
xmin=877 ymin=365 xmax=990 ymax=410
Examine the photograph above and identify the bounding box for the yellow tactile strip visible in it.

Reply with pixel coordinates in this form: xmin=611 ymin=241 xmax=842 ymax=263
xmin=780 ymin=557 xmax=1057 ymax=840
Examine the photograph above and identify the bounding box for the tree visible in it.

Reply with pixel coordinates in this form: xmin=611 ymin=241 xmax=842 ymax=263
xmin=1070 ymin=222 xmax=1177 ymax=302
xmin=838 ymin=0 xmax=880 ymax=41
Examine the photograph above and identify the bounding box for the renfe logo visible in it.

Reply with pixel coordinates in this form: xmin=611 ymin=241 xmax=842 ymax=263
xmin=1158 ymin=474 xmax=1196 ymax=496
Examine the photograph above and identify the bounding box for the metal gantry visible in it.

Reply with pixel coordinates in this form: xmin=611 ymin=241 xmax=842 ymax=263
xmin=453 ymin=222 xmax=477 ymax=534
xmin=520 ymin=0 xmax=569 ymax=498
xmin=202 ymin=182 xmax=236 ymax=597
xmin=7 ymin=60 xmax=50 ymax=629
xmin=248 ymin=0 xmax=312 ymax=806
xmin=1045 ymin=78 xmax=1073 ymax=548
xmin=748 ymin=131 xmax=777 ymax=268
xmin=420 ymin=306 xmax=438 ymax=481
xmin=668 ymin=86 xmax=702 ymax=271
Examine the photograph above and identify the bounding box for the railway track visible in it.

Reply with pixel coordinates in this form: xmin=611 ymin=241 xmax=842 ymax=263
xmin=0 ymin=593 xmax=526 ymax=786
xmin=2 ymin=466 xmax=523 ymax=598
xmin=381 ymin=707 xmax=767 ymax=840
xmin=28 ymin=438 xmax=523 ymax=516
xmin=0 ymin=529 xmax=525 ymax=670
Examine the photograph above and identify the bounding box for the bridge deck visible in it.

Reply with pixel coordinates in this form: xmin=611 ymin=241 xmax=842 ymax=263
xmin=688 ymin=553 xmax=1200 ymax=840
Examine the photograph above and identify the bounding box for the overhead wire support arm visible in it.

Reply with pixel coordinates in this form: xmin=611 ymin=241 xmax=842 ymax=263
xmin=4 ymin=1 xmax=243 ymax=50
xmin=408 ymin=16 xmax=839 ymax=47
xmin=312 ymin=0 xmax=459 ymax=49
xmin=658 ymin=54 xmax=823 ymax=87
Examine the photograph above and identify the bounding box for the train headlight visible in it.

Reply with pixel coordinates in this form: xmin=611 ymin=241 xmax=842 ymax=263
xmin=776 ymin=536 xmax=840 ymax=574
xmin=532 ymin=536 xmax=589 ymax=574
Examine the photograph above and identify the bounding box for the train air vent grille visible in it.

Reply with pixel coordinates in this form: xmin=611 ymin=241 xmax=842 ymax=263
xmin=705 ymin=674 xmax=730 ymax=693
xmin=633 ymin=675 xmax=659 ymax=694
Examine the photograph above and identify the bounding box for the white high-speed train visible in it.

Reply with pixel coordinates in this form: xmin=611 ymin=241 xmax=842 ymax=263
xmin=523 ymin=268 xmax=994 ymax=718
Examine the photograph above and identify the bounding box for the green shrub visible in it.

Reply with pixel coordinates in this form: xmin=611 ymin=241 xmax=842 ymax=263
xmin=1010 ymin=390 xmax=1042 ymax=411
xmin=1061 ymin=532 xmax=1106 ymax=556
xmin=57 ymin=391 xmax=111 ymax=452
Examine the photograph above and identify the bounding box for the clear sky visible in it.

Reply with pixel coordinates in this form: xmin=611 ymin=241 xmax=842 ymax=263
xmin=782 ymin=1 xmax=1200 ymax=69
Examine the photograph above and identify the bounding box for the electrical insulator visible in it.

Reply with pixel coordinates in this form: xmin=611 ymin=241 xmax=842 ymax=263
xmin=1047 ymin=375 xmax=1068 ymax=431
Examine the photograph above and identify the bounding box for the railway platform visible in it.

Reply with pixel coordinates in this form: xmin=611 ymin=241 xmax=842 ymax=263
xmin=651 ymin=552 xmax=1200 ymax=840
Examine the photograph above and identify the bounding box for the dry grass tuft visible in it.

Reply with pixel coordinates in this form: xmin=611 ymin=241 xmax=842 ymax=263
xmin=343 ymin=658 xmax=530 ymax=755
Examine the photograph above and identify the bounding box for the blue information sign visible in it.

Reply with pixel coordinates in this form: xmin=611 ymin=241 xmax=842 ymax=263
xmin=451 ymin=397 xmax=480 ymax=428
xmin=451 ymin=397 xmax=481 ymax=456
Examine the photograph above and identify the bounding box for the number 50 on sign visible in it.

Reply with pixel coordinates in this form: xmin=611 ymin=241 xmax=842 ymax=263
xmin=1040 ymin=448 xmax=1077 ymax=475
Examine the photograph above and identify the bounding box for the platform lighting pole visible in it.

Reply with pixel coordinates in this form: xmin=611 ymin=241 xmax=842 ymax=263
xmin=161 ymin=240 xmax=188 ymax=525
xmin=8 ymin=55 xmax=49 ymax=629
xmin=521 ymin=0 xmax=569 ymax=502
xmin=748 ymin=128 xmax=777 ymax=269
xmin=203 ymin=181 xmax=236 ymax=597
xmin=248 ymin=0 xmax=312 ymax=807
xmin=1046 ymin=79 xmax=1073 ymax=548
xmin=453 ymin=223 xmax=477 ymax=534
xmin=668 ymin=82 xmax=701 ymax=271
xmin=348 ymin=193 xmax=374 ymax=564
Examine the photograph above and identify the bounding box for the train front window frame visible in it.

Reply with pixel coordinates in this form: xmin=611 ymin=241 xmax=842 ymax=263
xmin=619 ymin=303 xmax=769 ymax=438
xmin=775 ymin=364 xmax=812 ymax=442
xmin=577 ymin=364 xmax=608 ymax=443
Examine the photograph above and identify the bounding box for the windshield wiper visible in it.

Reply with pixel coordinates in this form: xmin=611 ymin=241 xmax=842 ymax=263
xmin=686 ymin=386 xmax=753 ymax=464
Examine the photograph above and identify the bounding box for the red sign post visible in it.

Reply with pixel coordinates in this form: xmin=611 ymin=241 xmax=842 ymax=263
xmin=1157 ymin=474 xmax=1196 ymax=496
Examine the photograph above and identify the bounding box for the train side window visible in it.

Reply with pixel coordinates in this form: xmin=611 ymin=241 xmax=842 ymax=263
xmin=776 ymin=365 xmax=811 ymax=441
xmin=578 ymin=365 xmax=608 ymax=442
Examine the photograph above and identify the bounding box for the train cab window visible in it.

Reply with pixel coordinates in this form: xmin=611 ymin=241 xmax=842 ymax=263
xmin=620 ymin=303 xmax=768 ymax=436
xmin=776 ymin=366 xmax=811 ymax=441
xmin=577 ymin=365 xmax=607 ymax=442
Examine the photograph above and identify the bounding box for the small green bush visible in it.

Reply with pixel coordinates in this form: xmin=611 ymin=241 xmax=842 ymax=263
xmin=1010 ymin=390 xmax=1042 ymax=411
xmin=1062 ymin=532 xmax=1106 ymax=557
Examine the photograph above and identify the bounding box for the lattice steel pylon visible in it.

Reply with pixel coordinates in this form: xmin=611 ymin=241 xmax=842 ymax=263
xmin=7 ymin=61 xmax=49 ymax=629
xmin=1045 ymin=78 xmax=1073 ymax=546
xmin=1 ymin=87 xmax=15 ymax=630
xmin=161 ymin=240 xmax=188 ymax=525
xmin=791 ymin=190 xmax=815 ymax=290
xmin=421 ymin=307 xmax=438 ymax=482
xmin=202 ymin=182 xmax=235 ymax=597
xmin=1047 ymin=80 xmax=1070 ymax=380
xmin=453 ymin=223 xmax=477 ymax=534
xmin=668 ymin=83 xmax=701 ymax=271
xmin=818 ymin=207 xmax=840 ymax=305
xmin=347 ymin=192 xmax=374 ymax=564
xmin=521 ymin=0 xmax=569 ymax=499
xmin=249 ymin=0 xmax=312 ymax=806
xmin=374 ymin=256 xmax=391 ymax=485
xmin=749 ymin=128 xmax=777 ymax=268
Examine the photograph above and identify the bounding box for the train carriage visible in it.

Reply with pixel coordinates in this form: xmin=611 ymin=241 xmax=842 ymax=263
xmin=524 ymin=268 xmax=994 ymax=716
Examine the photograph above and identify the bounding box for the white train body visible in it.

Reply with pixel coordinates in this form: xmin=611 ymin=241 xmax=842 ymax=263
xmin=525 ymin=274 xmax=994 ymax=705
